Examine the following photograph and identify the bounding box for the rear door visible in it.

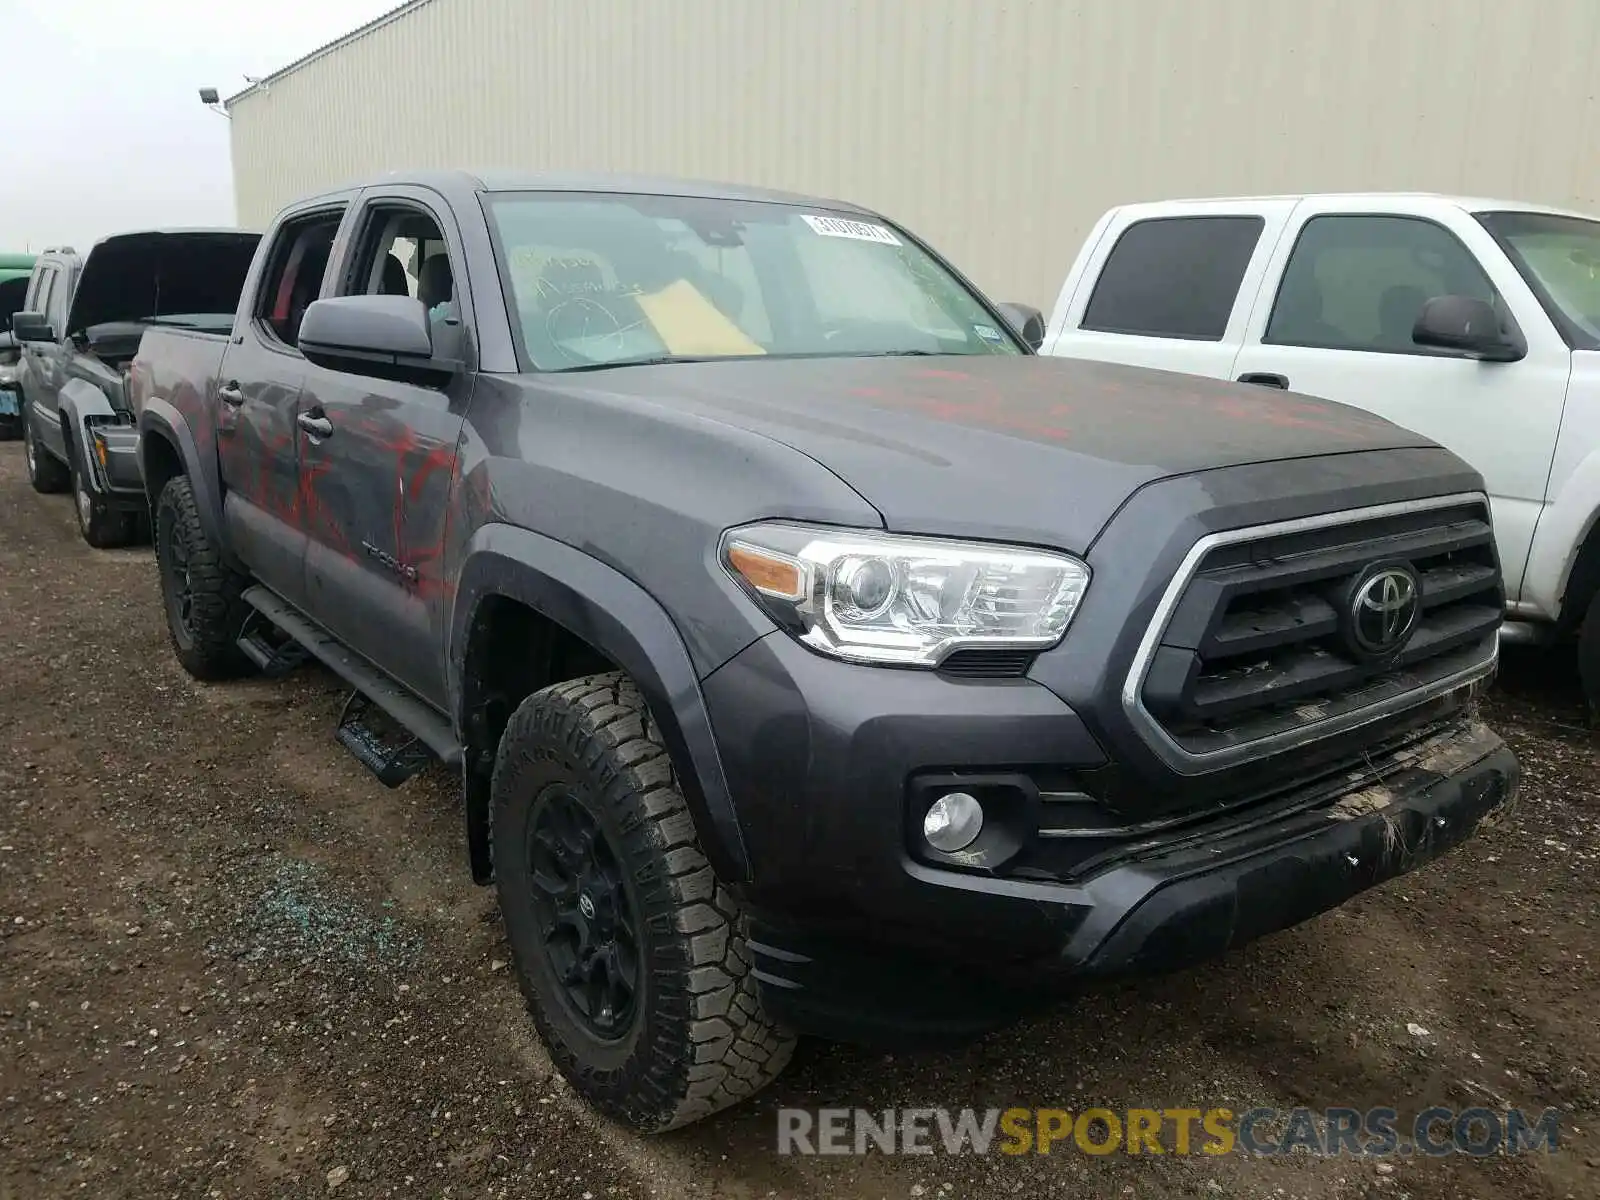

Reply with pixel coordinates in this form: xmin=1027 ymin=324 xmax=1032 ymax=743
xmin=216 ymin=199 xmax=354 ymax=607
xmin=1041 ymin=201 xmax=1296 ymax=380
xmin=1228 ymin=199 xmax=1569 ymax=600
xmin=295 ymin=186 xmax=475 ymax=707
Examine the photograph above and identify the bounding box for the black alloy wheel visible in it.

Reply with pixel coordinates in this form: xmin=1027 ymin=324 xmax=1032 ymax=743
xmin=526 ymin=785 xmax=640 ymax=1039
xmin=162 ymin=509 xmax=195 ymax=638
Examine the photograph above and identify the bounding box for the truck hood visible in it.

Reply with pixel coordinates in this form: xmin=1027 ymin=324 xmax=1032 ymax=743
xmin=66 ymin=229 xmax=260 ymax=337
xmin=567 ymin=354 xmax=1433 ymax=552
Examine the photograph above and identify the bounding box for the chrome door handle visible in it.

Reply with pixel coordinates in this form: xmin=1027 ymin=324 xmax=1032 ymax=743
xmin=297 ymin=412 xmax=333 ymax=439
xmin=217 ymin=383 xmax=245 ymax=407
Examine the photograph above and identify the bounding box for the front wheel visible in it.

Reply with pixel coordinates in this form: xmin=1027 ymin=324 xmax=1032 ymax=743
xmin=1579 ymin=590 xmax=1600 ymax=722
xmin=154 ymin=475 xmax=252 ymax=680
xmin=493 ymin=672 xmax=795 ymax=1131
xmin=69 ymin=448 xmax=134 ymax=548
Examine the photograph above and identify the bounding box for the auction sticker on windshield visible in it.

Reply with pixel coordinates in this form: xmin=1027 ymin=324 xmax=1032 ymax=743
xmin=801 ymin=215 xmax=902 ymax=246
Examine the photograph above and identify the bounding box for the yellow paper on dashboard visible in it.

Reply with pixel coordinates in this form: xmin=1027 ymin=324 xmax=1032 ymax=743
xmin=636 ymin=279 xmax=765 ymax=357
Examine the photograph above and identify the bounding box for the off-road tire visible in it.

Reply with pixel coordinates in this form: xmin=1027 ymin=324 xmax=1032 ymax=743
xmin=68 ymin=445 xmax=135 ymax=548
xmin=492 ymin=672 xmax=795 ymax=1131
xmin=23 ymin=413 xmax=69 ymax=494
xmin=154 ymin=474 xmax=253 ymax=680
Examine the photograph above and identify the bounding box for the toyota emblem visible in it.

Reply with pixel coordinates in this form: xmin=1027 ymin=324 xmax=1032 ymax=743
xmin=1344 ymin=564 xmax=1421 ymax=659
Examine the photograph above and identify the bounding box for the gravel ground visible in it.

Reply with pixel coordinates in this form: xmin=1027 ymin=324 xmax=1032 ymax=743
xmin=0 ymin=445 xmax=1595 ymax=1199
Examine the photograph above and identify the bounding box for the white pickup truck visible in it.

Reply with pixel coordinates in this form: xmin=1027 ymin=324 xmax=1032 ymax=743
xmin=1042 ymin=192 xmax=1600 ymax=710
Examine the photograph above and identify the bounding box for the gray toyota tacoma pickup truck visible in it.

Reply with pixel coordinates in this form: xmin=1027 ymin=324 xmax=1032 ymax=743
xmin=132 ymin=170 xmax=1519 ymax=1131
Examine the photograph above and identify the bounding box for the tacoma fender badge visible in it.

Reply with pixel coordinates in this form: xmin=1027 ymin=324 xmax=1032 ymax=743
xmin=361 ymin=541 xmax=419 ymax=582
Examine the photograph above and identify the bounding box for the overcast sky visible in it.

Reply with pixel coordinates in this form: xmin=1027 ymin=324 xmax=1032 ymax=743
xmin=2 ymin=0 xmax=400 ymax=252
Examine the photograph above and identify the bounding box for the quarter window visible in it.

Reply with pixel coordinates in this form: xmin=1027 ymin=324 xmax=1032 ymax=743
xmin=1266 ymin=215 xmax=1497 ymax=353
xmin=1081 ymin=216 xmax=1264 ymax=341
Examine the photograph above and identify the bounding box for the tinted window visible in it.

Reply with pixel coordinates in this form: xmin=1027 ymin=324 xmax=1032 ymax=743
xmin=1266 ymin=215 xmax=1496 ymax=352
xmin=254 ymin=209 xmax=345 ymax=347
xmin=1081 ymin=216 xmax=1263 ymax=340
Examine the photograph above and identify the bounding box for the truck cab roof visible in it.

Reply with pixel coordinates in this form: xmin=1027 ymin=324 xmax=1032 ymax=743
xmin=300 ymin=168 xmax=873 ymax=218
xmin=1106 ymin=192 xmax=1597 ymax=221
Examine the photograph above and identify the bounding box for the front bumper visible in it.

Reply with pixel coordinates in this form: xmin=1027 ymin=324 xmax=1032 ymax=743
xmin=81 ymin=423 xmax=144 ymax=508
xmin=706 ymin=634 xmax=1516 ymax=1045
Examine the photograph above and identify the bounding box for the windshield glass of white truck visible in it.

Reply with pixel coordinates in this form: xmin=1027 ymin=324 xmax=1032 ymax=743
xmin=1482 ymin=210 xmax=1600 ymax=345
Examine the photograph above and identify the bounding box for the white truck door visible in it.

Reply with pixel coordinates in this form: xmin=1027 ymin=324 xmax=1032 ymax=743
xmin=1228 ymin=199 xmax=1569 ymax=602
xmin=1041 ymin=200 xmax=1296 ymax=379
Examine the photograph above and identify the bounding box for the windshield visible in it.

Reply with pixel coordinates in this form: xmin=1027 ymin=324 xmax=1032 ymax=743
xmin=1478 ymin=211 xmax=1600 ymax=347
xmin=483 ymin=191 xmax=1021 ymax=370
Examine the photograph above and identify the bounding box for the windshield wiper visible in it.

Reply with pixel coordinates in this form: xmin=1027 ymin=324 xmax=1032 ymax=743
xmin=554 ymin=355 xmax=724 ymax=373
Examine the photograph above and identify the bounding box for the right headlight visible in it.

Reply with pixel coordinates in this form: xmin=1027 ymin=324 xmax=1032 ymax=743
xmin=720 ymin=521 xmax=1090 ymax=667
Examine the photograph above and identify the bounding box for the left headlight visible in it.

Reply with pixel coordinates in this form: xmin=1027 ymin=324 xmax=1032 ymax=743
xmin=720 ymin=522 xmax=1090 ymax=667
xmin=0 ymin=365 xmax=16 ymax=385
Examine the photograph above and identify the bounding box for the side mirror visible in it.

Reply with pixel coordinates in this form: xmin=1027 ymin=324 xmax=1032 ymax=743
xmin=298 ymin=295 xmax=442 ymax=375
xmin=1412 ymin=295 xmax=1524 ymax=362
xmin=10 ymin=311 xmax=54 ymax=343
xmin=996 ymin=302 xmax=1046 ymax=352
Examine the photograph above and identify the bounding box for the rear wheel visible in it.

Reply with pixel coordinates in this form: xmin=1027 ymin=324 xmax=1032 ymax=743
xmin=23 ymin=413 xmax=68 ymax=494
xmin=154 ymin=474 xmax=252 ymax=680
xmin=493 ymin=672 xmax=795 ymax=1131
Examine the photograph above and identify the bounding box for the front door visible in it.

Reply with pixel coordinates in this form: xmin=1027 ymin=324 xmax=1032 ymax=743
xmin=23 ymin=266 xmax=68 ymax=460
xmin=1230 ymin=205 xmax=1569 ymax=600
xmin=216 ymin=204 xmax=350 ymax=606
xmin=297 ymin=190 xmax=474 ymax=708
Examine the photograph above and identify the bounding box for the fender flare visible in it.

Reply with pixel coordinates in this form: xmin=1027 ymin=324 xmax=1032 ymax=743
xmin=450 ymin=523 xmax=750 ymax=882
xmin=1524 ymin=449 xmax=1600 ymax=622
xmin=137 ymin=398 xmax=230 ymax=557
xmin=57 ymin=380 xmax=117 ymax=489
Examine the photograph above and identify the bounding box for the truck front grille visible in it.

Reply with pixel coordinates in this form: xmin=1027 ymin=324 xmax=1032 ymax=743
xmin=1127 ymin=495 xmax=1501 ymax=772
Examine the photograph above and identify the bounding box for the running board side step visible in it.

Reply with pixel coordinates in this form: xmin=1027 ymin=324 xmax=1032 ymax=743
xmin=335 ymin=691 xmax=435 ymax=787
xmin=236 ymin=609 xmax=310 ymax=677
xmin=240 ymin=586 xmax=463 ymax=785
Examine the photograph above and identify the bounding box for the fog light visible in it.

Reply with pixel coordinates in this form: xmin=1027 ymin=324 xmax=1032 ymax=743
xmin=923 ymin=791 xmax=983 ymax=853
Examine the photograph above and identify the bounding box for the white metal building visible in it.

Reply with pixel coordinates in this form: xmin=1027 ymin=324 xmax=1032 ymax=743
xmin=227 ymin=0 xmax=1600 ymax=307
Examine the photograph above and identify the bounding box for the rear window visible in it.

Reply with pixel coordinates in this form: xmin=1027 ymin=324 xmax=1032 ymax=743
xmin=1080 ymin=215 xmax=1264 ymax=341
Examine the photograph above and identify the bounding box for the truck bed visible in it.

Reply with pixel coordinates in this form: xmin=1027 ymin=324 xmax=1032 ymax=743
xmin=130 ymin=325 xmax=233 ymax=424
